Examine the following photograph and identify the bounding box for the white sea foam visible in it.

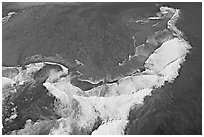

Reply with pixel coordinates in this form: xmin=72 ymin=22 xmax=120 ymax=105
xmin=74 ymin=88 xmax=151 ymax=121
xmin=49 ymin=118 xmax=73 ymax=135
xmin=72 ymin=6 xmax=191 ymax=135
xmin=2 ymin=77 xmax=16 ymax=89
xmin=25 ymin=62 xmax=45 ymax=73
xmin=5 ymin=106 xmax=18 ymax=122
xmin=145 ymin=38 xmax=191 ymax=74
xmin=5 ymin=5 xmax=192 ymax=135
xmin=45 ymin=61 xmax=69 ymax=74
xmin=4 ymin=63 xmax=45 ymax=84
xmin=47 ymin=88 xmax=151 ymax=135
xmin=13 ymin=68 xmax=35 ymax=85
xmin=10 ymin=119 xmax=55 ymax=135
xmin=91 ymin=120 xmax=128 ymax=135
xmin=2 ymin=12 xmax=16 ymax=24
xmin=43 ymin=76 xmax=83 ymax=106
xmin=159 ymin=57 xmax=186 ymax=83
xmin=43 ymin=82 xmax=71 ymax=105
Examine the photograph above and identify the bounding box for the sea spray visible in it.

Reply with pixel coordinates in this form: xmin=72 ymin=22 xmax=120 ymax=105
xmin=3 ymin=6 xmax=192 ymax=135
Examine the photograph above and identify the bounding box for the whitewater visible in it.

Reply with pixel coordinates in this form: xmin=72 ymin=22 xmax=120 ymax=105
xmin=2 ymin=6 xmax=192 ymax=135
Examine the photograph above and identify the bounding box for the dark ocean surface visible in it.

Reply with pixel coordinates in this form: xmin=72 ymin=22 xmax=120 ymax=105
xmin=2 ymin=2 xmax=202 ymax=135
xmin=126 ymin=2 xmax=202 ymax=134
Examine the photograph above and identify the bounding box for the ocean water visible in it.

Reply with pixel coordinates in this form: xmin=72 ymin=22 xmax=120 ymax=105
xmin=126 ymin=3 xmax=202 ymax=134
xmin=2 ymin=2 xmax=202 ymax=135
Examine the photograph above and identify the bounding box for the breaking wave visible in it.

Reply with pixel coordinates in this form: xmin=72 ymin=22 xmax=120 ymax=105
xmin=2 ymin=6 xmax=192 ymax=135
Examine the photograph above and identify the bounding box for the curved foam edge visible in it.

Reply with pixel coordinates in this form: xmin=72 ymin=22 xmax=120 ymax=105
xmin=2 ymin=12 xmax=16 ymax=24
xmin=44 ymin=62 xmax=69 ymax=74
xmin=91 ymin=120 xmax=129 ymax=135
xmin=4 ymin=5 xmax=192 ymax=135
xmin=2 ymin=77 xmax=16 ymax=89
xmin=69 ymin=6 xmax=192 ymax=135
